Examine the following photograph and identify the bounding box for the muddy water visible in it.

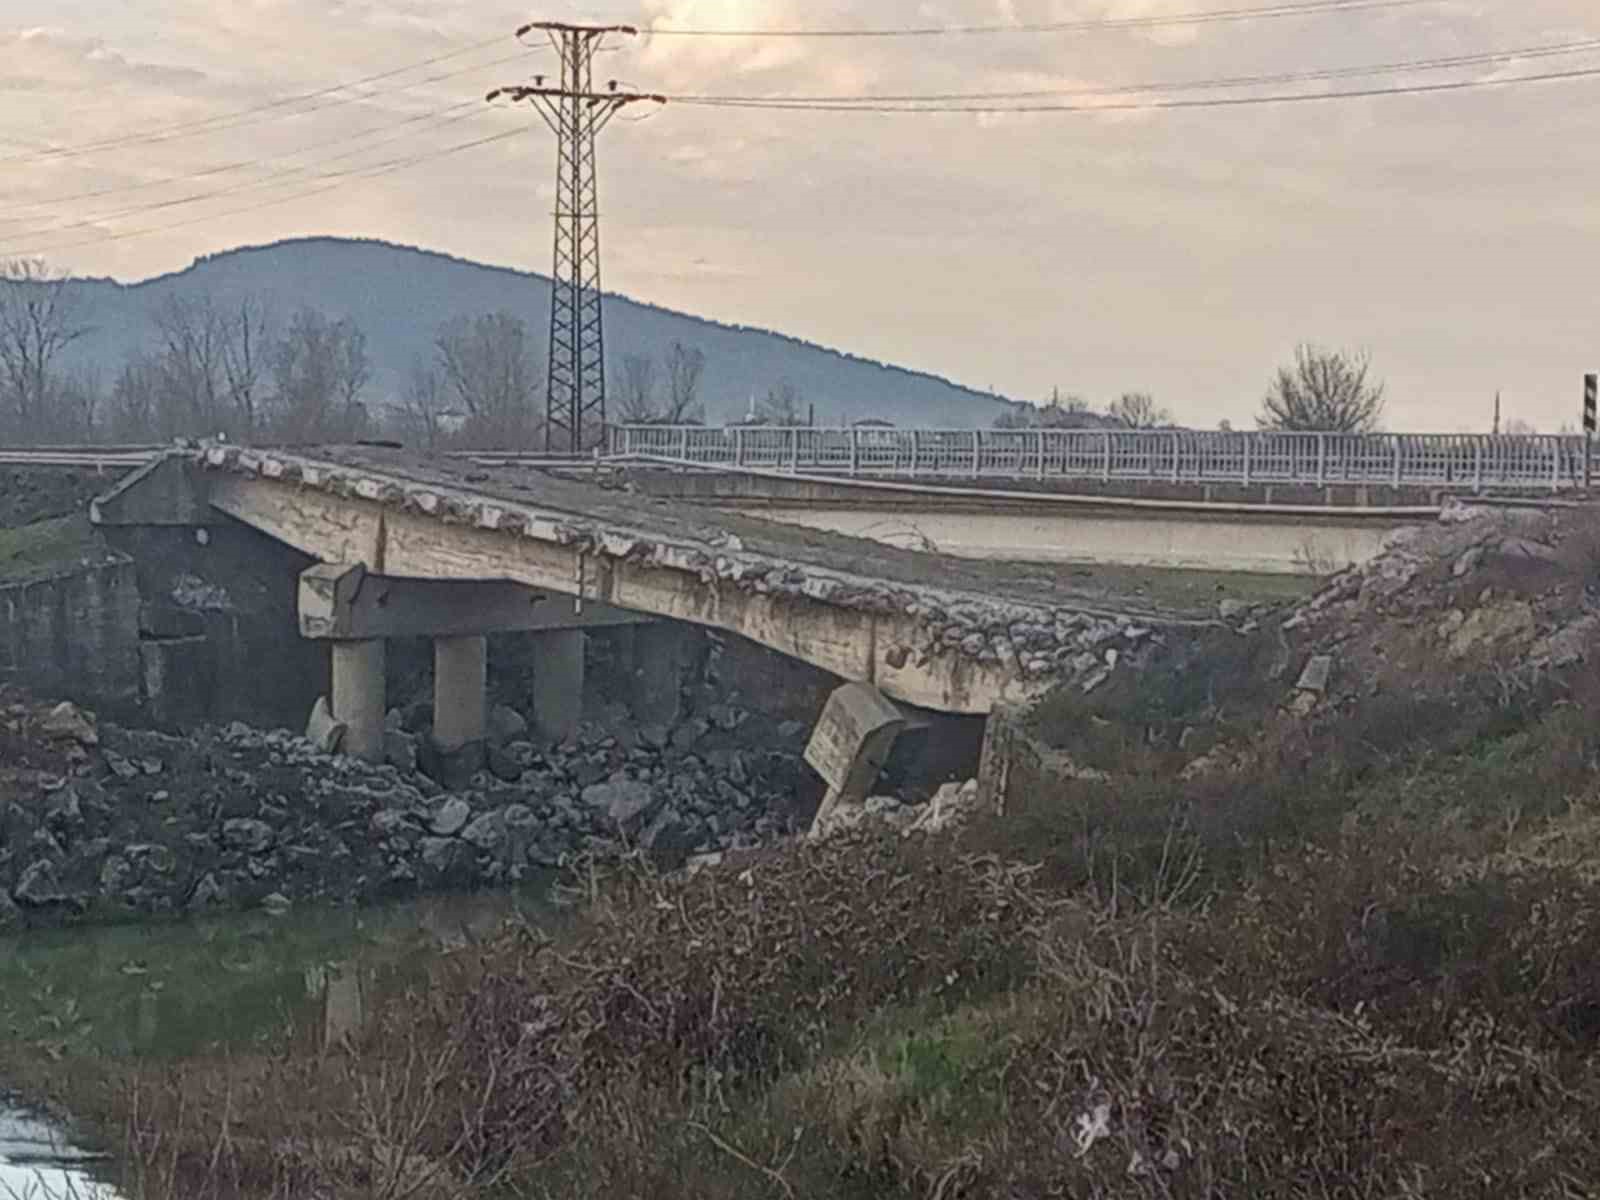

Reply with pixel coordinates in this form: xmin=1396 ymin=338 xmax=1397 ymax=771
xmin=0 ymin=888 xmax=555 ymax=1197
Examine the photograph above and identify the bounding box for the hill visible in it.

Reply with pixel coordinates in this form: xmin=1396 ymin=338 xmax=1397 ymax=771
xmin=52 ymin=237 xmax=1013 ymax=429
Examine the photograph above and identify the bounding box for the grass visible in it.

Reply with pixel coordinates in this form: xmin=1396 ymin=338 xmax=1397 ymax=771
xmin=1069 ymin=562 xmax=1319 ymax=611
xmin=0 ymin=516 xmax=109 ymax=585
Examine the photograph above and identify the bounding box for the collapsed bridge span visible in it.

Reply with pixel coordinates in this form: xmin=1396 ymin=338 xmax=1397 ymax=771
xmin=94 ymin=444 xmax=1218 ymax=762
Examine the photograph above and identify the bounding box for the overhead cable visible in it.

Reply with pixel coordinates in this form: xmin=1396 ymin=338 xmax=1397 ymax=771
xmin=641 ymin=0 xmax=1442 ymax=38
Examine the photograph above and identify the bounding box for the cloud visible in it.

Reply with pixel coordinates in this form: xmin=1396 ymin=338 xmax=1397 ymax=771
xmin=4 ymin=0 xmax=1600 ymax=430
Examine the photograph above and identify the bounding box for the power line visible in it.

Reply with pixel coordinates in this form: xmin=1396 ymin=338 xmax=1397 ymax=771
xmin=672 ymin=62 xmax=1600 ymax=114
xmin=0 ymin=99 xmax=486 ymax=224
xmin=674 ymin=36 xmax=1600 ymax=104
xmin=3 ymin=103 xmax=491 ymax=241
xmin=0 ymin=123 xmax=534 ymax=259
xmin=0 ymin=39 xmax=532 ymax=167
xmin=640 ymin=0 xmax=1440 ymax=38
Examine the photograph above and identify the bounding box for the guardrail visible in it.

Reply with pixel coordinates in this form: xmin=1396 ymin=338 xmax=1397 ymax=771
xmin=0 ymin=446 xmax=604 ymax=470
xmin=609 ymin=426 xmax=1593 ymax=493
xmin=6 ymin=430 xmax=1595 ymax=494
xmin=0 ymin=447 xmax=167 ymax=468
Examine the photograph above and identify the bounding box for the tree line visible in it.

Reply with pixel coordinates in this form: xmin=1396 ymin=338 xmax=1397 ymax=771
xmin=0 ymin=257 xmax=762 ymax=448
xmin=997 ymin=344 xmax=1390 ymax=434
xmin=4 ymin=256 xmax=1407 ymax=447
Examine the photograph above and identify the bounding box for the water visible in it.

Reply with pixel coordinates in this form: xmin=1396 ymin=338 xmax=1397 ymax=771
xmin=0 ymin=888 xmax=555 ymax=1198
xmin=0 ymin=1108 xmax=114 ymax=1199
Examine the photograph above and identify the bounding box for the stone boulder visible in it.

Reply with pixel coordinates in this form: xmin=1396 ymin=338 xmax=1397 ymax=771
xmin=39 ymin=702 xmax=98 ymax=746
xmin=639 ymin=805 xmax=698 ymax=868
xmin=488 ymin=705 xmax=529 ymax=744
xmin=222 ymin=818 xmax=276 ymax=854
xmin=385 ymin=729 xmax=420 ymax=774
xmin=461 ymin=810 xmax=508 ymax=855
xmin=419 ymin=837 xmax=473 ymax=884
xmin=582 ymin=778 xmax=658 ymax=830
xmin=430 ymin=797 xmax=472 ymax=838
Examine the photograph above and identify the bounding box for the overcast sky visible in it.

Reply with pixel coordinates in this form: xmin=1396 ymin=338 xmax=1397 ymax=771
xmin=2 ymin=0 xmax=1598 ymax=431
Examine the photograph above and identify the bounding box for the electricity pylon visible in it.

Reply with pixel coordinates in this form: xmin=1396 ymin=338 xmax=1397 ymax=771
xmin=490 ymin=22 xmax=665 ymax=453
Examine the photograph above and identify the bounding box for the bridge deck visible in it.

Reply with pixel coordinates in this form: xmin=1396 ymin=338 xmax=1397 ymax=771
xmin=304 ymin=447 xmax=1228 ymax=624
xmin=98 ymin=445 xmax=1263 ymax=713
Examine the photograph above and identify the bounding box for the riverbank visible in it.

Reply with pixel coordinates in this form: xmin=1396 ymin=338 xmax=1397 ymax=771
xmin=11 ymin=503 xmax=1600 ymax=1196
xmin=0 ymin=887 xmax=562 ymax=1199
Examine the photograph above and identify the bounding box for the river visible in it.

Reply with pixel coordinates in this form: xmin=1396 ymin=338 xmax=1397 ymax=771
xmin=0 ymin=1106 xmax=114 ymax=1199
xmin=0 ymin=888 xmax=554 ymax=1198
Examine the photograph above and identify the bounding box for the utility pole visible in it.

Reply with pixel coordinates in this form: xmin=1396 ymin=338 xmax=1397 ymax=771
xmin=490 ymin=22 xmax=664 ymax=453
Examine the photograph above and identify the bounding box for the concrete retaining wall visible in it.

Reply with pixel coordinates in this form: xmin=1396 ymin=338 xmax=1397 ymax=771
xmin=103 ymin=522 xmax=329 ymax=732
xmin=976 ymin=702 xmax=1083 ymax=818
xmin=0 ymin=560 xmax=142 ymax=718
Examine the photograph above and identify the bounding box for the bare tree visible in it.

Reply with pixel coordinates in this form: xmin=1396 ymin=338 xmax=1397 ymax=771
xmin=145 ymin=291 xmax=274 ymax=439
xmin=615 ymin=353 xmax=659 ymax=423
xmin=220 ymin=295 xmax=272 ymax=436
xmin=435 ymin=312 xmax=541 ymax=448
xmin=1503 ymin=418 xmax=1538 ymax=436
xmin=1106 ymin=392 xmax=1170 ymax=429
xmin=396 ymin=357 xmax=446 ymax=449
xmin=151 ymin=293 xmax=226 ymax=437
xmin=662 ymin=341 xmax=706 ymax=424
xmin=110 ymin=354 xmax=162 ymax=442
xmin=1259 ymin=344 xmax=1385 ymax=433
xmin=268 ymin=307 xmax=370 ymax=442
xmin=0 ymin=258 xmax=90 ymax=441
xmin=757 ymin=379 xmax=805 ymax=426
xmin=55 ymin=367 xmax=103 ymax=441
xmin=334 ymin=320 xmax=371 ymax=434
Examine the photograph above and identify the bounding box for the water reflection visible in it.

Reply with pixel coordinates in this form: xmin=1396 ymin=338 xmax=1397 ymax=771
xmin=0 ymin=1108 xmax=116 ymax=1199
xmin=0 ymin=887 xmax=554 ymax=1199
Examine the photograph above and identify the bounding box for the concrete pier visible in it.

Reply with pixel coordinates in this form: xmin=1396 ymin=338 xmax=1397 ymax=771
xmin=331 ymin=639 xmax=385 ymax=761
xmin=433 ymin=635 xmax=488 ymax=751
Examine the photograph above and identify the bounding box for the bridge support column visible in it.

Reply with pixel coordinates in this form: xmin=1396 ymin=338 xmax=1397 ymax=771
xmin=331 ymin=639 xmax=386 ymax=762
xmin=532 ymin=629 xmax=585 ymax=743
xmin=433 ymin=635 xmax=487 ymax=751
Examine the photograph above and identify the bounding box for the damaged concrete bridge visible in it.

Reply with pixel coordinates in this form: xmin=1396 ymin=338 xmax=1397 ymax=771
xmin=92 ymin=443 xmax=1210 ymax=773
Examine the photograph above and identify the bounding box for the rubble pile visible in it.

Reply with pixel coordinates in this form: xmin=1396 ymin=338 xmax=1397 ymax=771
xmin=0 ymin=690 xmax=815 ymax=930
xmin=1277 ymin=500 xmax=1600 ymax=713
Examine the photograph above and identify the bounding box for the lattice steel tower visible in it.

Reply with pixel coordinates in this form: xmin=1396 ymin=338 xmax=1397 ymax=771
xmin=490 ymin=22 xmax=664 ymax=453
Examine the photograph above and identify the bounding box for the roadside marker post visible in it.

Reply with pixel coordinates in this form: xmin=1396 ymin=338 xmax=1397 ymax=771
xmin=1585 ymin=374 xmax=1597 ymax=492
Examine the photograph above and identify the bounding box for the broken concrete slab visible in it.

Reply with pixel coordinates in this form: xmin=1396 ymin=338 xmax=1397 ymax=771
xmin=1295 ymin=655 xmax=1334 ymax=695
xmin=306 ymin=696 xmax=347 ymax=755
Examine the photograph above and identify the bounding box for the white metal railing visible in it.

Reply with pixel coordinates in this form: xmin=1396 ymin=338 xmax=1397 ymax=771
xmin=609 ymin=426 xmax=1593 ymax=493
xmin=6 ymin=429 xmax=1594 ymax=494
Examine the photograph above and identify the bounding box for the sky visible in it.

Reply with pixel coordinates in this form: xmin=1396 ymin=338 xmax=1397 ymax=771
xmin=2 ymin=0 xmax=1599 ymax=432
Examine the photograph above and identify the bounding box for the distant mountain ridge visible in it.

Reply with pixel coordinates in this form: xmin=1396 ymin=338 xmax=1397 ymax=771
xmin=54 ymin=237 xmax=1014 ymax=429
